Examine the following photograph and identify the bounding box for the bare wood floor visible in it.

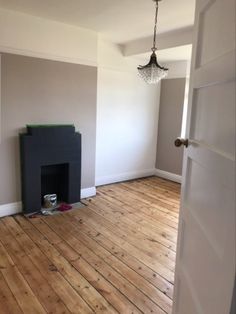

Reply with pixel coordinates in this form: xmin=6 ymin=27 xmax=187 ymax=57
xmin=0 ymin=176 xmax=180 ymax=314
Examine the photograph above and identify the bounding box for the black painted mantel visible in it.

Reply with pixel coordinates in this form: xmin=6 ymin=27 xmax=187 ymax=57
xmin=20 ymin=125 xmax=81 ymax=214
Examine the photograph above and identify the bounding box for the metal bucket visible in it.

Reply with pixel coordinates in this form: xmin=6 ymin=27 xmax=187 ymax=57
xmin=43 ymin=194 xmax=57 ymax=208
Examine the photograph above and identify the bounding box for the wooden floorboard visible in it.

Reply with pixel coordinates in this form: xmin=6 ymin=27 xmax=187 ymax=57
xmin=0 ymin=176 xmax=180 ymax=313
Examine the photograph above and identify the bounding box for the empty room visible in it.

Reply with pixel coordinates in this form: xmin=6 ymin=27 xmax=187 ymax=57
xmin=0 ymin=0 xmax=235 ymax=313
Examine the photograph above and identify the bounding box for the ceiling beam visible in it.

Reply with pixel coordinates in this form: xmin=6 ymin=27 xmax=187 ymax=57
xmin=122 ymin=26 xmax=193 ymax=57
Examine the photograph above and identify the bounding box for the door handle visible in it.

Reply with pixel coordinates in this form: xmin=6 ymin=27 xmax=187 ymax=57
xmin=175 ymin=137 xmax=189 ymax=148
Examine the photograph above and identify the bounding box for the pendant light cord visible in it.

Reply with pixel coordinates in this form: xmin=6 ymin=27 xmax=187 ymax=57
xmin=152 ymin=0 xmax=159 ymax=52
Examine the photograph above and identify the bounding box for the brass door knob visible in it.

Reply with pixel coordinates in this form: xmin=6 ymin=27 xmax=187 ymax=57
xmin=175 ymin=137 xmax=189 ymax=148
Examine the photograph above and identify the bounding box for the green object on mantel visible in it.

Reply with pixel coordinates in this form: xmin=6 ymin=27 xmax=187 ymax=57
xmin=26 ymin=124 xmax=74 ymax=128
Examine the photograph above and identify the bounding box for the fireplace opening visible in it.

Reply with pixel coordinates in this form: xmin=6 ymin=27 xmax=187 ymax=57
xmin=41 ymin=163 xmax=69 ymax=206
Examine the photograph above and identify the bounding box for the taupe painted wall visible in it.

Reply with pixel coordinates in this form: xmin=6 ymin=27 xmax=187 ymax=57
xmin=0 ymin=53 xmax=97 ymax=205
xmin=156 ymin=78 xmax=186 ymax=175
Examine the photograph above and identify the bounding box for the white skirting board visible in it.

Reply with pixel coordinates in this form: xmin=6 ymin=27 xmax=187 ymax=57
xmin=155 ymin=169 xmax=182 ymax=183
xmin=95 ymin=169 xmax=156 ymax=186
xmin=0 ymin=187 xmax=96 ymax=218
xmin=0 ymin=202 xmax=22 ymax=218
xmin=80 ymin=187 xmax=96 ymax=199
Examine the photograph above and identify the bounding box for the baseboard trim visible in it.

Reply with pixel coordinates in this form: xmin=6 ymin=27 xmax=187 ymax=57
xmin=81 ymin=187 xmax=96 ymax=199
xmin=155 ymin=169 xmax=182 ymax=183
xmin=0 ymin=187 xmax=96 ymax=218
xmin=0 ymin=202 xmax=22 ymax=218
xmin=95 ymin=169 xmax=156 ymax=186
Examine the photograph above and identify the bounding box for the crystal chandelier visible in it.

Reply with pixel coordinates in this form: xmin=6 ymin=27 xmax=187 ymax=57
xmin=138 ymin=0 xmax=168 ymax=84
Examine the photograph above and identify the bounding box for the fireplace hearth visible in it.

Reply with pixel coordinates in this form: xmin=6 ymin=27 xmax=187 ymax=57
xmin=20 ymin=125 xmax=81 ymax=214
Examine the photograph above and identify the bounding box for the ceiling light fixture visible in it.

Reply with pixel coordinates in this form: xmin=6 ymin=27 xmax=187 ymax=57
xmin=138 ymin=0 xmax=168 ymax=84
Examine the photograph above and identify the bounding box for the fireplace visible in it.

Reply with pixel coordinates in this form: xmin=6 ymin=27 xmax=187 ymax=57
xmin=20 ymin=125 xmax=81 ymax=214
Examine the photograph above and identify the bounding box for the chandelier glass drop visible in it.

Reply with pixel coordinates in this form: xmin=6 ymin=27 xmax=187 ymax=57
xmin=138 ymin=0 xmax=168 ymax=84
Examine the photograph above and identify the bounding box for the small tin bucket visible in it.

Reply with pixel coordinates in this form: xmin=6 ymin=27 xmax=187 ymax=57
xmin=43 ymin=194 xmax=57 ymax=208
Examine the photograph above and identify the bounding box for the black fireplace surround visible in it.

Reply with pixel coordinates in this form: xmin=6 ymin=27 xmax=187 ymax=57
xmin=20 ymin=125 xmax=81 ymax=214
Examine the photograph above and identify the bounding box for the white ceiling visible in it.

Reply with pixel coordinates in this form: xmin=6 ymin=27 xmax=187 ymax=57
xmin=0 ymin=0 xmax=196 ymax=44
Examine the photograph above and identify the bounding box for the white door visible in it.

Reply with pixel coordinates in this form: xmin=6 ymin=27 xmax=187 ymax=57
xmin=172 ymin=0 xmax=236 ymax=313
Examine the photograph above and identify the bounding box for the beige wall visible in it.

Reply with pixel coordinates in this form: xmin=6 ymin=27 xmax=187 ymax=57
xmin=0 ymin=53 xmax=97 ymax=205
xmin=156 ymin=78 xmax=186 ymax=175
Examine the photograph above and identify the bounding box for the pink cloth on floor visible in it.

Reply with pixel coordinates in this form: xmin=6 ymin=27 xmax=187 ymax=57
xmin=58 ymin=203 xmax=72 ymax=212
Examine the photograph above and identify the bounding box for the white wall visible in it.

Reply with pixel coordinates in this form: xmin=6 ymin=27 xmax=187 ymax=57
xmin=96 ymin=39 xmax=161 ymax=185
xmin=0 ymin=8 xmax=98 ymax=66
